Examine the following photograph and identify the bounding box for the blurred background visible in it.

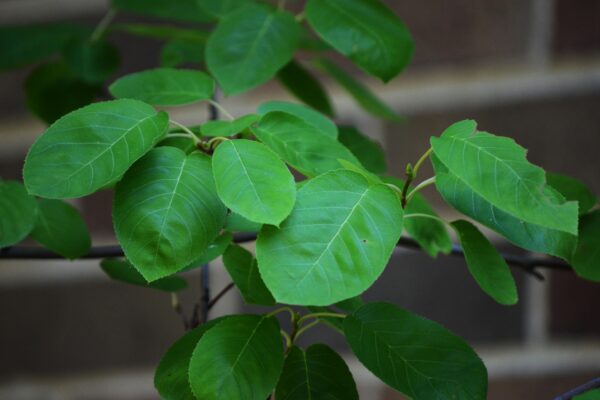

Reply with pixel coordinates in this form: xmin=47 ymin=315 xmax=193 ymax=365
xmin=0 ymin=0 xmax=599 ymax=399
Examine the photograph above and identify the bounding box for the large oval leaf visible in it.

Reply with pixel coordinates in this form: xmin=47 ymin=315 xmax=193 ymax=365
xmin=222 ymin=244 xmax=275 ymax=305
xmin=276 ymin=344 xmax=359 ymax=400
xmin=344 ymin=302 xmax=488 ymax=400
xmin=0 ymin=181 xmax=39 ymax=247
xmin=212 ymin=139 xmax=296 ymax=225
xmin=109 ymin=68 xmax=214 ymax=106
xmin=24 ymin=99 xmax=169 ymax=199
xmin=571 ymin=210 xmax=600 ymax=282
xmin=206 ymin=4 xmax=300 ymax=95
xmin=306 ymin=0 xmax=413 ymax=82
xmin=114 ymin=147 xmax=226 ymax=282
xmin=338 ymin=126 xmax=386 ymax=174
xmin=547 ymin=172 xmax=597 ymax=216
xmin=189 ymin=314 xmax=284 ymax=400
xmin=257 ymin=100 xmax=337 ymax=139
xmin=276 ymin=60 xmax=334 ymax=117
xmin=256 ymin=170 xmax=403 ymax=305
xmin=101 ymin=259 xmax=187 ymax=292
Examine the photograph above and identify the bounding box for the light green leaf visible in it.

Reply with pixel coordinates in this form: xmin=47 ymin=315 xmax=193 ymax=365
xmin=200 ymin=114 xmax=259 ymax=137
xmin=222 ymin=244 xmax=275 ymax=305
xmin=0 ymin=181 xmax=39 ymax=248
xmin=198 ymin=0 xmax=255 ymax=18
xmin=451 ymin=220 xmax=518 ymax=305
xmin=114 ymin=147 xmax=226 ymax=282
xmin=276 ymin=344 xmax=359 ymax=400
xmin=257 ymin=170 xmax=403 ymax=305
xmin=571 ymin=210 xmax=600 ymax=282
xmin=101 ymin=259 xmax=187 ymax=292
xmin=30 ymin=199 xmax=91 ymax=259
xmin=316 ymin=59 xmax=401 ymax=121
xmin=547 ymin=172 xmax=597 ymax=216
xmin=112 ymin=0 xmax=213 ymax=23
xmin=338 ymin=126 xmax=386 ymax=174
xmin=160 ymin=40 xmax=205 ymax=68
xmin=189 ymin=315 xmax=284 ymax=400
xmin=277 ymin=60 xmax=334 ymax=116
xmin=338 ymin=159 xmax=381 ymax=185
xmin=206 ymin=4 xmax=300 ymax=95
xmin=252 ymin=111 xmax=360 ymax=177
xmin=257 ymin=100 xmax=337 ymax=139
xmin=212 ymin=139 xmax=296 ymax=225
xmin=344 ymin=302 xmax=488 ymax=400
xmin=226 ymin=212 xmax=263 ymax=233
xmin=155 ymin=317 xmax=227 ymax=400
xmin=24 ymin=99 xmax=168 ymax=199
xmin=306 ymin=0 xmax=413 ymax=82
xmin=109 ymin=68 xmax=214 ymax=106
xmin=181 ymin=232 xmax=233 ymax=271
xmin=64 ymin=39 xmax=120 ymax=84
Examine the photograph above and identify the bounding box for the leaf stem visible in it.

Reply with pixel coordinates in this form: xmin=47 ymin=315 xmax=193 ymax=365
xmin=280 ymin=329 xmax=292 ymax=348
xmin=295 ymin=11 xmax=305 ymax=22
xmin=208 ymin=99 xmax=234 ymax=121
xmin=403 ymin=212 xmax=450 ymax=228
xmin=206 ymin=136 xmax=230 ymax=150
xmin=267 ymin=306 xmax=296 ymax=321
xmin=412 ymin=147 xmax=432 ymax=177
xmin=169 ymin=120 xmax=201 ymax=145
xmin=405 ymin=176 xmax=436 ymax=204
xmin=293 ymin=320 xmax=320 ymax=341
xmin=297 ymin=312 xmax=346 ymax=326
xmin=401 ymin=147 xmax=433 ymax=208
xmin=91 ymin=9 xmax=117 ymax=42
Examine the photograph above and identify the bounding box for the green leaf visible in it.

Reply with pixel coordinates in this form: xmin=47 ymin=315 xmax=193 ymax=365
xmin=181 ymin=232 xmax=234 ymax=271
xmin=574 ymin=389 xmax=600 ymax=400
xmin=226 ymin=212 xmax=263 ymax=233
xmin=344 ymin=302 xmax=488 ymax=400
xmin=276 ymin=344 xmax=359 ymax=400
xmin=155 ymin=317 xmax=227 ymax=400
xmin=306 ymin=0 xmax=413 ymax=82
xmin=24 ymin=62 xmax=101 ymax=124
xmin=316 ymin=59 xmax=401 ymax=121
xmin=252 ymin=111 xmax=361 ymax=177
xmin=24 ymin=99 xmax=169 ymax=199
xmin=212 ymin=139 xmax=296 ymax=225
xmin=257 ymin=100 xmax=337 ymax=139
xmin=277 ymin=60 xmax=334 ymax=116
xmin=338 ymin=159 xmax=382 ymax=185
xmin=0 ymin=23 xmax=90 ymax=70
xmin=114 ymin=147 xmax=226 ymax=282
xmin=206 ymin=4 xmax=300 ymax=95
xmin=101 ymin=259 xmax=187 ymax=291
xmin=64 ymin=39 xmax=120 ymax=84
xmin=160 ymin=41 xmax=205 ymax=68
xmin=0 ymin=181 xmax=39 ymax=248
xmin=200 ymin=114 xmax=259 ymax=137
xmin=547 ymin=172 xmax=597 ymax=215
xmin=198 ymin=0 xmax=255 ymax=18
xmin=30 ymin=199 xmax=91 ymax=259
xmin=338 ymin=126 xmax=386 ymax=174
xmin=336 ymin=296 xmax=365 ymax=312
xmin=112 ymin=0 xmax=213 ymax=23
xmin=570 ymin=210 xmax=600 ymax=282
xmin=189 ymin=315 xmax=284 ymax=400
xmin=222 ymin=244 xmax=275 ymax=305
xmin=451 ymin=220 xmax=518 ymax=305
xmin=109 ymin=68 xmax=214 ymax=106
xmin=257 ymin=170 xmax=403 ymax=305
xmin=113 ymin=23 xmax=208 ymax=43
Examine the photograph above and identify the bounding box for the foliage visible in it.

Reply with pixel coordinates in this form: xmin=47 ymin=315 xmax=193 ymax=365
xmin=0 ymin=0 xmax=598 ymax=399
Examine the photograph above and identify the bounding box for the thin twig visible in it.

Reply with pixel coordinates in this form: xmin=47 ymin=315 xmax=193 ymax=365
xmin=207 ymin=282 xmax=235 ymax=310
xmin=91 ymin=9 xmax=117 ymax=42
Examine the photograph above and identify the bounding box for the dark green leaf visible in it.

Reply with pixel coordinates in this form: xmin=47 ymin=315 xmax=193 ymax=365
xmin=200 ymin=114 xmax=259 ymax=137
xmin=344 ymin=302 xmax=488 ymax=400
xmin=114 ymin=147 xmax=226 ymax=282
xmin=547 ymin=172 xmax=597 ymax=216
xmin=160 ymin=40 xmax=204 ymax=67
xmin=226 ymin=212 xmax=263 ymax=233
xmin=0 ymin=181 xmax=39 ymax=247
xmin=277 ymin=60 xmax=334 ymax=116
xmin=336 ymin=296 xmax=365 ymax=312
xmin=64 ymin=39 xmax=120 ymax=84
xmin=198 ymin=0 xmax=255 ymax=18
xmin=571 ymin=210 xmax=600 ymax=282
xmin=101 ymin=259 xmax=187 ymax=291
xmin=276 ymin=344 xmax=359 ymax=400
xmin=113 ymin=23 xmax=208 ymax=43
xmin=257 ymin=170 xmax=403 ymax=305
xmin=206 ymin=4 xmax=300 ymax=95
xmin=189 ymin=315 xmax=284 ymax=400
xmin=112 ymin=0 xmax=213 ymax=23
xmin=222 ymin=244 xmax=275 ymax=305
xmin=451 ymin=220 xmax=518 ymax=305
xmin=24 ymin=99 xmax=169 ymax=199
xmin=181 ymin=232 xmax=234 ymax=271
xmin=30 ymin=199 xmax=91 ymax=259
xmin=338 ymin=126 xmax=386 ymax=174
xmin=574 ymin=389 xmax=600 ymax=400
xmin=257 ymin=100 xmax=337 ymax=139
xmin=306 ymin=0 xmax=413 ymax=81
xmin=109 ymin=68 xmax=214 ymax=106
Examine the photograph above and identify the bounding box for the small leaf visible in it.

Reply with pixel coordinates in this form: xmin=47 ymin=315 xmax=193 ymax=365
xmin=451 ymin=220 xmax=518 ymax=305
xmin=226 ymin=212 xmax=263 ymax=233
xmin=206 ymin=4 xmax=300 ymax=95
xmin=222 ymin=244 xmax=275 ymax=305
xmin=181 ymin=232 xmax=234 ymax=271
xmin=198 ymin=0 xmax=255 ymax=18
xmin=306 ymin=0 xmax=413 ymax=82
xmin=257 ymin=100 xmax=337 ymax=139
xmin=276 ymin=344 xmax=359 ymax=400
xmin=30 ymin=199 xmax=91 ymax=259
xmin=112 ymin=0 xmax=213 ymax=23
xmin=338 ymin=126 xmax=386 ymax=174
xmin=160 ymin=40 xmax=205 ymax=68
xmin=114 ymin=147 xmax=226 ymax=282
xmin=64 ymin=39 xmax=121 ymax=84
xmin=101 ymin=259 xmax=187 ymax=292
xmin=200 ymin=114 xmax=259 ymax=137
xmin=344 ymin=302 xmax=488 ymax=400
xmin=0 ymin=181 xmax=39 ymax=247
xmin=109 ymin=68 xmax=214 ymax=106
xmin=252 ymin=111 xmax=360 ymax=177
xmin=24 ymin=99 xmax=168 ymax=199
xmin=212 ymin=139 xmax=296 ymax=225
xmin=189 ymin=315 xmax=284 ymax=400
xmin=277 ymin=60 xmax=334 ymax=116
xmin=257 ymin=170 xmax=403 ymax=305
xmin=547 ymin=172 xmax=597 ymax=216
xmin=571 ymin=210 xmax=600 ymax=282
xmin=316 ymin=59 xmax=401 ymax=121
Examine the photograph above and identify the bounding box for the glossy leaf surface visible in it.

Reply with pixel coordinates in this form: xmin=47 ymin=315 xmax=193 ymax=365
xmin=222 ymin=244 xmax=275 ymax=305
xmin=0 ymin=181 xmax=38 ymax=247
